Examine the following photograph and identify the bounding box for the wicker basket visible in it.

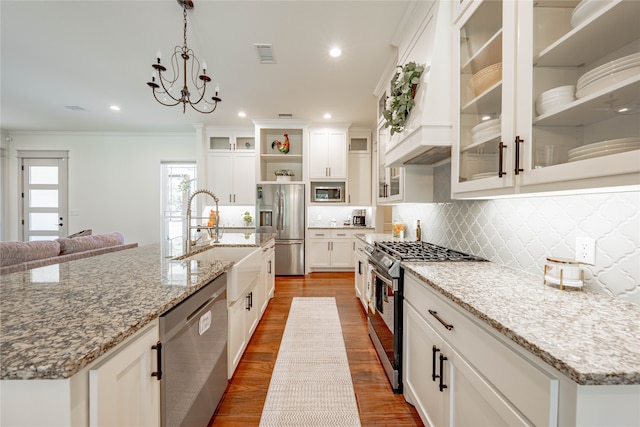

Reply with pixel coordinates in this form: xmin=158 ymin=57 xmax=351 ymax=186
xmin=470 ymin=63 xmax=502 ymax=96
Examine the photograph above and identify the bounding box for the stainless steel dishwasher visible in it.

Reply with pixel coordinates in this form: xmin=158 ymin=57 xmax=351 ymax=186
xmin=156 ymin=273 xmax=228 ymax=427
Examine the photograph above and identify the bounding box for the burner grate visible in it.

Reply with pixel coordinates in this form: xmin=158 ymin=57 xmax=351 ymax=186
xmin=374 ymin=241 xmax=485 ymax=262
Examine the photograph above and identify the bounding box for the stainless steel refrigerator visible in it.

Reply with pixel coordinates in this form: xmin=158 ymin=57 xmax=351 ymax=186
xmin=256 ymin=183 xmax=305 ymax=275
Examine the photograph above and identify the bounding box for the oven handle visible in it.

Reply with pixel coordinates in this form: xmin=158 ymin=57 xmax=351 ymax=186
xmin=370 ymin=266 xmax=394 ymax=286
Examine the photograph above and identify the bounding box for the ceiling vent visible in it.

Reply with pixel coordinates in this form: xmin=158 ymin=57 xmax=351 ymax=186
xmin=64 ymin=105 xmax=87 ymax=112
xmin=278 ymin=113 xmax=293 ymax=118
xmin=254 ymin=43 xmax=276 ymax=64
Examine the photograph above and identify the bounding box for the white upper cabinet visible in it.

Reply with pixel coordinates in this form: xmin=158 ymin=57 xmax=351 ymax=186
xmin=452 ymin=0 xmax=640 ymax=199
xmin=206 ymin=128 xmax=256 ymax=205
xmin=522 ymin=0 xmax=640 ymax=191
xmin=309 ymin=126 xmax=348 ymax=179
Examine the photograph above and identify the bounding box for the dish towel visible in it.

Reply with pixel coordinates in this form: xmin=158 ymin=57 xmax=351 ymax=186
xmin=259 ymin=297 xmax=361 ymax=426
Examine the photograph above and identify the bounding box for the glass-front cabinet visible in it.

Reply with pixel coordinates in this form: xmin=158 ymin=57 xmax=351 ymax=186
xmin=522 ymin=0 xmax=640 ymax=190
xmin=453 ymin=0 xmax=518 ymax=197
xmin=452 ymin=0 xmax=640 ymax=199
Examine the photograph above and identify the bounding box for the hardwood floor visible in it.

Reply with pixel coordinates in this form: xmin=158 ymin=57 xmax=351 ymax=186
xmin=210 ymin=272 xmax=424 ymax=427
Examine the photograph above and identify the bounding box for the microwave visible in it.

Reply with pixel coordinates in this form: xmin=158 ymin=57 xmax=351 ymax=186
xmin=314 ymin=186 xmax=344 ymax=202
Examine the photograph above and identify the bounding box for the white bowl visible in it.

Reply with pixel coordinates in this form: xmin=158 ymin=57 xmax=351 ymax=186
xmin=568 ymin=145 xmax=640 ymax=162
xmin=538 ymin=85 xmax=576 ymax=100
xmin=536 ymin=97 xmax=575 ymax=116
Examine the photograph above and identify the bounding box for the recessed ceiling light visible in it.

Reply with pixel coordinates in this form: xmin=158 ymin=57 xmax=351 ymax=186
xmin=110 ymin=105 xmax=120 ymax=111
xmin=323 ymin=113 xmax=332 ymax=119
xmin=329 ymin=47 xmax=341 ymax=58
xmin=238 ymin=111 xmax=246 ymax=117
xmin=481 ymin=115 xmax=492 ymax=121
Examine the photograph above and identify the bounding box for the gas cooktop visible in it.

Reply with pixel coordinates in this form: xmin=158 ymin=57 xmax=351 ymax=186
xmin=374 ymin=241 xmax=486 ymax=262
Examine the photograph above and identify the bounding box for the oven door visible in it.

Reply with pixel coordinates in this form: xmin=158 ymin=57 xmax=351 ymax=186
xmin=368 ymin=265 xmax=402 ymax=392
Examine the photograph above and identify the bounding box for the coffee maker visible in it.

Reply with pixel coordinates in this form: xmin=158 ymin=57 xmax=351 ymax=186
xmin=352 ymin=209 xmax=366 ymax=226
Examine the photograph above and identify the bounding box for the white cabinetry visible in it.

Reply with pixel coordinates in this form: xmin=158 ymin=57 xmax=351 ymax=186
xmin=206 ymin=129 xmax=256 ymax=205
xmin=226 ymin=247 xmax=264 ymax=378
xmin=261 ymin=239 xmax=275 ymax=312
xmin=353 ymin=236 xmax=369 ymax=311
xmin=309 ymin=126 xmax=348 ymax=179
xmin=1 ymin=320 xmax=161 ymax=427
xmin=452 ymin=0 xmax=640 ymax=199
xmin=404 ymin=272 xmax=558 ymax=426
xmin=308 ymin=229 xmax=354 ymax=270
xmin=89 ymin=320 xmax=160 ymax=427
xmin=348 ymin=129 xmax=372 ymax=206
xmin=377 ymin=122 xmax=434 ymax=204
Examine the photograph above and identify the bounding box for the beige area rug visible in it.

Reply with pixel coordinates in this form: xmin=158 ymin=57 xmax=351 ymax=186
xmin=259 ymin=297 xmax=361 ymax=426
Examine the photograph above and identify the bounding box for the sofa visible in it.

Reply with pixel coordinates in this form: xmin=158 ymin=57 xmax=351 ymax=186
xmin=0 ymin=231 xmax=138 ymax=275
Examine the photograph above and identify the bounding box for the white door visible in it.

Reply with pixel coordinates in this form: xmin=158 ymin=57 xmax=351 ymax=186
xmin=21 ymin=157 xmax=68 ymax=241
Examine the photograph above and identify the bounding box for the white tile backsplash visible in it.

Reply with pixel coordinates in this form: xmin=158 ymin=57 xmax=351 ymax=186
xmin=393 ymin=163 xmax=640 ymax=305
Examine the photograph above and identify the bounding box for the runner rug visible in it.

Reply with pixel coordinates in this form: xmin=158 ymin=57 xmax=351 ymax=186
xmin=259 ymin=297 xmax=361 ymax=426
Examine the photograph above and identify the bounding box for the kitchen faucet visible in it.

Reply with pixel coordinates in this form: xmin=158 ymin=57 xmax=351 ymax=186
xmin=186 ymin=189 xmax=220 ymax=253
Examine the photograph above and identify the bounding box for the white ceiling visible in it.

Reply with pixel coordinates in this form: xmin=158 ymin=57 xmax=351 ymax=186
xmin=1 ymin=0 xmax=413 ymax=133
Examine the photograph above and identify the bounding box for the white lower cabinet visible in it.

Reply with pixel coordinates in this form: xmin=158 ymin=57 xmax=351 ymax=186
xmin=260 ymin=240 xmax=275 ymax=314
xmin=89 ymin=320 xmax=160 ymax=427
xmin=403 ymin=272 xmax=558 ymax=427
xmin=0 ymin=320 xmax=161 ymax=427
xmin=227 ymin=274 xmax=260 ymax=379
xmin=308 ymin=229 xmax=354 ymax=270
xmin=353 ymin=237 xmax=369 ymax=311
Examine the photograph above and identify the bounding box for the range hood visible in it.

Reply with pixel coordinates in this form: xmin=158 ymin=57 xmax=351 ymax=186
xmin=384 ymin=1 xmax=453 ymax=167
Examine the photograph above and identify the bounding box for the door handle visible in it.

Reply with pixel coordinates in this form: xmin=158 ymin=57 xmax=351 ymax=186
xmin=432 ymin=345 xmax=439 ymax=381
xmin=514 ymin=136 xmax=524 ymax=175
xmin=151 ymin=341 xmax=162 ymax=380
xmin=499 ymin=141 xmax=507 ymax=178
xmin=439 ymin=353 xmax=448 ymax=392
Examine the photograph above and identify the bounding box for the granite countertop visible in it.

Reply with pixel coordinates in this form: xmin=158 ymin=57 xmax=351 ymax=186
xmin=356 ymin=233 xmax=640 ymax=386
xmin=0 ymin=233 xmax=275 ymax=381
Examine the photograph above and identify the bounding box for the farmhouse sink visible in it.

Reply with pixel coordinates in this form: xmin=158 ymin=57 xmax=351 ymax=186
xmin=188 ymin=246 xmax=261 ymax=303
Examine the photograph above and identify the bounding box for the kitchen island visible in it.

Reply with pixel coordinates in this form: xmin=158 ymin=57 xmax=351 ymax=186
xmin=0 ymin=233 xmax=275 ymax=426
xmin=355 ymin=232 xmax=640 ymax=426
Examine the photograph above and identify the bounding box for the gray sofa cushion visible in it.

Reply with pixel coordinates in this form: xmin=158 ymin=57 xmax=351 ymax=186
xmin=56 ymin=232 xmax=125 ymax=255
xmin=0 ymin=241 xmax=61 ymax=267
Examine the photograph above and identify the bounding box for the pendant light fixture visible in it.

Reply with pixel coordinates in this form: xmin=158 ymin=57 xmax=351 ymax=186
xmin=147 ymin=0 xmax=221 ymax=114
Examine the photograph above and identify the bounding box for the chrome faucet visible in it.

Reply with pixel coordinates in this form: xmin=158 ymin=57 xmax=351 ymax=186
xmin=186 ymin=189 xmax=220 ymax=253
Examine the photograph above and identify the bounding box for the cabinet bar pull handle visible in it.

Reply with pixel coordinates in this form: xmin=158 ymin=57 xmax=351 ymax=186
xmin=432 ymin=345 xmax=440 ymax=381
xmin=268 ymin=260 xmax=272 ymax=274
xmin=439 ymin=353 xmax=448 ymax=392
xmin=429 ymin=309 xmax=454 ymax=330
xmin=514 ymin=136 xmax=524 ymax=175
xmin=151 ymin=341 xmax=162 ymax=380
xmin=498 ymin=141 xmax=507 ymax=178
xmin=246 ymin=293 xmax=251 ymax=310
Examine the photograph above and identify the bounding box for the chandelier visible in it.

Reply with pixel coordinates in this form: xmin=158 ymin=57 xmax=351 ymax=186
xmin=146 ymin=0 xmax=221 ymax=114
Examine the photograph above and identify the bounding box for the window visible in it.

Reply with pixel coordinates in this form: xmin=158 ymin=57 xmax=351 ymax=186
xmin=161 ymin=162 xmax=196 ymax=257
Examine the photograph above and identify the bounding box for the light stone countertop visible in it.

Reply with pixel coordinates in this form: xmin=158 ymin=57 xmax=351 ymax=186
xmin=355 ymin=233 xmax=640 ymax=385
xmin=0 ymin=233 xmax=275 ymax=381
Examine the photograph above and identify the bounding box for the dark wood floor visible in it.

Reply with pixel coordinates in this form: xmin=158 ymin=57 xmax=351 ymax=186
xmin=210 ymin=272 xmax=424 ymax=427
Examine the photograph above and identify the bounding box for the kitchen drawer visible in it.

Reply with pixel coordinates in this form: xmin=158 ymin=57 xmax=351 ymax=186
xmin=404 ymin=272 xmax=559 ymax=427
xmin=330 ymin=229 xmax=352 ymax=239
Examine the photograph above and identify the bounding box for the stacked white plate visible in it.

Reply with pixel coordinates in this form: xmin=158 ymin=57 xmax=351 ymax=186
xmin=535 ymin=85 xmax=576 ymax=116
xmin=571 ymin=0 xmax=612 ymax=28
xmin=576 ymin=52 xmax=640 ymax=98
xmin=568 ymin=137 xmax=640 ymax=162
xmin=469 ymin=171 xmax=498 ymax=180
xmin=471 ymin=118 xmax=501 ymax=145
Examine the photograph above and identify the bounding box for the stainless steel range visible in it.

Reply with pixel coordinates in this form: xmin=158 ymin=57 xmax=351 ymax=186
xmin=367 ymin=241 xmax=485 ymax=393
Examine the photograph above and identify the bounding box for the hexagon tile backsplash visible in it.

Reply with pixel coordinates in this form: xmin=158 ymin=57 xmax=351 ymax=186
xmin=393 ymin=164 xmax=639 ymax=305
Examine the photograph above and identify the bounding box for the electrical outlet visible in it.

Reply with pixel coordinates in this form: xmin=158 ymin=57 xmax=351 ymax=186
xmin=575 ymin=237 xmax=596 ymax=265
